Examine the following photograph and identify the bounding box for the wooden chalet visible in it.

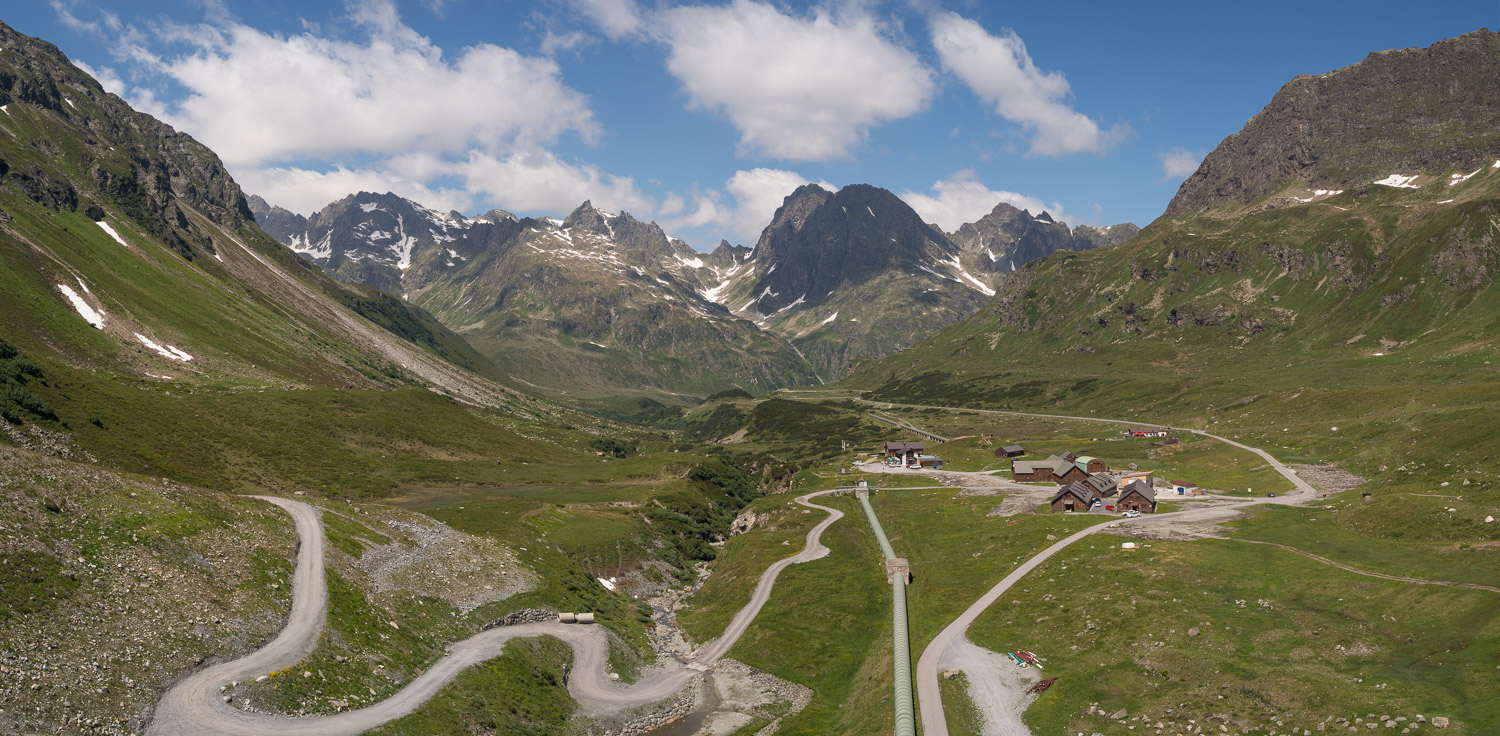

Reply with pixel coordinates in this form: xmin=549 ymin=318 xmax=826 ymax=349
xmin=1118 ymin=479 xmax=1157 ymax=512
xmin=993 ymin=444 xmax=1027 ymax=459
xmin=1050 ymin=481 xmax=1100 ymax=512
xmin=884 ymin=441 xmax=925 ymax=463
xmin=1011 ymin=454 xmax=1088 ymax=484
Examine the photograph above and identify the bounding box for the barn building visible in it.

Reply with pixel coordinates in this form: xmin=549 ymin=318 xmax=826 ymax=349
xmin=994 ymin=444 xmax=1027 ymax=459
xmin=1118 ymin=479 xmax=1158 ymax=512
xmin=1050 ymin=481 xmax=1101 ymax=512
xmin=1073 ymin=455 xmax=1108 ymax=474
xmin=1012 ymin=455 xmax=1088 ymax=484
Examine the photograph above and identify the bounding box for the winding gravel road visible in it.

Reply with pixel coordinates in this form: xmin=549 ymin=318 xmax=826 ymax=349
xmin=146 ymin=489 xmax=847 ymax=736
xmin=887 ymin=404 xmax=1321 ymax=736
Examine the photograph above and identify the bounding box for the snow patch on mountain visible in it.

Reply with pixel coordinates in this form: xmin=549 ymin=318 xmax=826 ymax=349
xmin=96 ymin=220 xmax=129 ymax=247
xmin=57 ymin=284 xmax=104 ymax=328
xmin=940 ymin=255 xmax=997 ymax=297
xmin=1448 ymin=169 xmax=1481 ymax=186
xmin=772 ymin=294 xmax=806 ymax=316
xmin=135 ymin=334 xmax=193 ymax=362
xmin=1373 ymin=173 xmax=1421 ymax=189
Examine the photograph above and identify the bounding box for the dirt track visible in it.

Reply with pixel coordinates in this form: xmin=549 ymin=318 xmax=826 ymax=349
xmin=859 ymin=403 xmax=1324 ymax=736
xmin=146 ymin=490 xmax=847 ymax=735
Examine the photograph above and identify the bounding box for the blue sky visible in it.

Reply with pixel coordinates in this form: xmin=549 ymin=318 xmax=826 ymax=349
xmin=9 ymin=1 xmax=1495 ymax=249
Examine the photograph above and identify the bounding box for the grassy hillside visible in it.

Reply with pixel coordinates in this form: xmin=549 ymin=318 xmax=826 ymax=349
xmin=844 ymin=171 xmax=1500 ymax=496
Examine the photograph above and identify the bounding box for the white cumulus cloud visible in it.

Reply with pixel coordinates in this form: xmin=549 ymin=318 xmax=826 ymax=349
xmin=930 ymin=12 xmax=1125 ymax=157
xmin=1158 ymin=147 xmax=1204 ymax=181
xmin=149 ymin=3 xmax=596 ymax=169
xmin=570 ymin=0 xmax=644 ymax=40
xmin=659 ymin=1 xmax=934 ymax=161
xmin=57 ymin=0 xmax=650 ymax=220
xmin=900 ymin=169 xmax=1072 ymax=231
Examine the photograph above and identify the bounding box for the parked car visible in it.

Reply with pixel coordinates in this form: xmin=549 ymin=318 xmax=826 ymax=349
xmin=1104 ymin=505 xmax=1116 ymax=511
xmin=1266 ymin=492 xmax=1277 ymax=497
xmin=907 ymin=463 xmax=921 ymax=469
xmin=1091 ymin=499 xmax=1102 ymax=507
xmin=1122 ymin=509 xmax=1141 ymax=518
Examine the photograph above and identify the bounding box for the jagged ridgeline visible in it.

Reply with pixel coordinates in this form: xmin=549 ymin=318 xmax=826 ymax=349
xmin=252 ymin=193 xmax=822 ymax=406
xmin=254 ymin=184 xmax=1136 ymax=405
xmin=844 ymin=29 xmax=1500 ymax=473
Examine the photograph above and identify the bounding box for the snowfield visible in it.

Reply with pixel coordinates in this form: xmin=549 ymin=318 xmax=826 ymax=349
xmin=57 ymin=284 xmax=104 ymax=328
xmin=96 ymin=220 xmax=129 ymax=247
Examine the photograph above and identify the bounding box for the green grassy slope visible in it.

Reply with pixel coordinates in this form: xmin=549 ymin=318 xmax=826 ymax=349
xmin=844 ymin=174 xmax=1500 ymax=493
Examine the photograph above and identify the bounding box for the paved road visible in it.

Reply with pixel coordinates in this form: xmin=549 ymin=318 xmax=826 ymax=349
xmin=147 ymin=489 xmax=847 ymax=735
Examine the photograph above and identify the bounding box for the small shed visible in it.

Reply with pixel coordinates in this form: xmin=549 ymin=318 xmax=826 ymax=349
xmin=915 ymin=454 xmax=944 ymax=469
xmin=1050 ymin=481 xmax=1100 ymax=512
xmin=1118 ymin=479 xmax=1157 ymax=512
xmin=995 ymin=444 xmax=1026 ymax=459
xmin=1170 ymin=480 xmax=1198 ymax=495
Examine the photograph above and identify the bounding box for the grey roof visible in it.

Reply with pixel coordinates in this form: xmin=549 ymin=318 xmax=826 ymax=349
xmin=1083 ymin=473 xmax=1119 ymax=495
xmin=1013 ymin=454 xmax=1074 ymax=475
xmin=1003 ymin=444 xmax=1025 ymax=454
xmin=886 ymin=441 xmax=925 ymax=451
xmin=1121 ymin=479 xmax=1156 ymax=503
xmin=1051 ymin=481 xmax=1099 ymax=505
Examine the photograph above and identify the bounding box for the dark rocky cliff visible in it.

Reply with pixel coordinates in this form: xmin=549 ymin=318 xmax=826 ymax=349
xmin=1167 ymin=29 xmax=1500 ymax=216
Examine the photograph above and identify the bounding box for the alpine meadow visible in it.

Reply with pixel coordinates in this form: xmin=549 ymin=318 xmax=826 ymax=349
xmin=0 ymin=5 xmax=1497 ymax=736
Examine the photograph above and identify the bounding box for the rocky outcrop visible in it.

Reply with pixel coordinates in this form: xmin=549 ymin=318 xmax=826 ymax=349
xmin=1167 ymin=29 xmax=1500 ymax=216
xmin=948 ymin=201 xmax=1137 ymax=275
xmin=0 ymin=20 xmax=253 ymax=260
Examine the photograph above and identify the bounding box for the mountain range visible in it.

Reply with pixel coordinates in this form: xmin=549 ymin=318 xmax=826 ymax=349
xmin=251 ymin=182 xmax=1135 ymax=403
xmin=845 ymin=29 xmax=1500 ymax=482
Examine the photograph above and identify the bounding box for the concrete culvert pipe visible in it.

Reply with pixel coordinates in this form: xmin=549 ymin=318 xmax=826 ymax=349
xmin=558 ymin=612 xmax=577 ymax=624
xmin=577 ymin=613 xmax=596 ymax=624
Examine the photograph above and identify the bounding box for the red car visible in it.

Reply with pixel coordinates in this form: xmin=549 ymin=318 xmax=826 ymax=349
xmin=1104 ymin=505 xmax=1115 ymax=511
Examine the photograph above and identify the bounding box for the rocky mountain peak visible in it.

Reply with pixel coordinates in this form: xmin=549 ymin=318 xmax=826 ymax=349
xmin=562 ymin=200 xmax=612 ymax=235
xmin=947 ymin=200 xmax=1136 ymax=277
xmin=1166 ymin=28 xmax=1500 ymax=216
xmin=762 ymin=184 xmax=832 ymax=237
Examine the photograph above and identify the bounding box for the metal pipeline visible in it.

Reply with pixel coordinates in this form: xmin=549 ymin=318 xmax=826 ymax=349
xmin=858 ymin=493 xmax=916 ymax=736
xmin=860 ymin=493 xmax=897 ymax=559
